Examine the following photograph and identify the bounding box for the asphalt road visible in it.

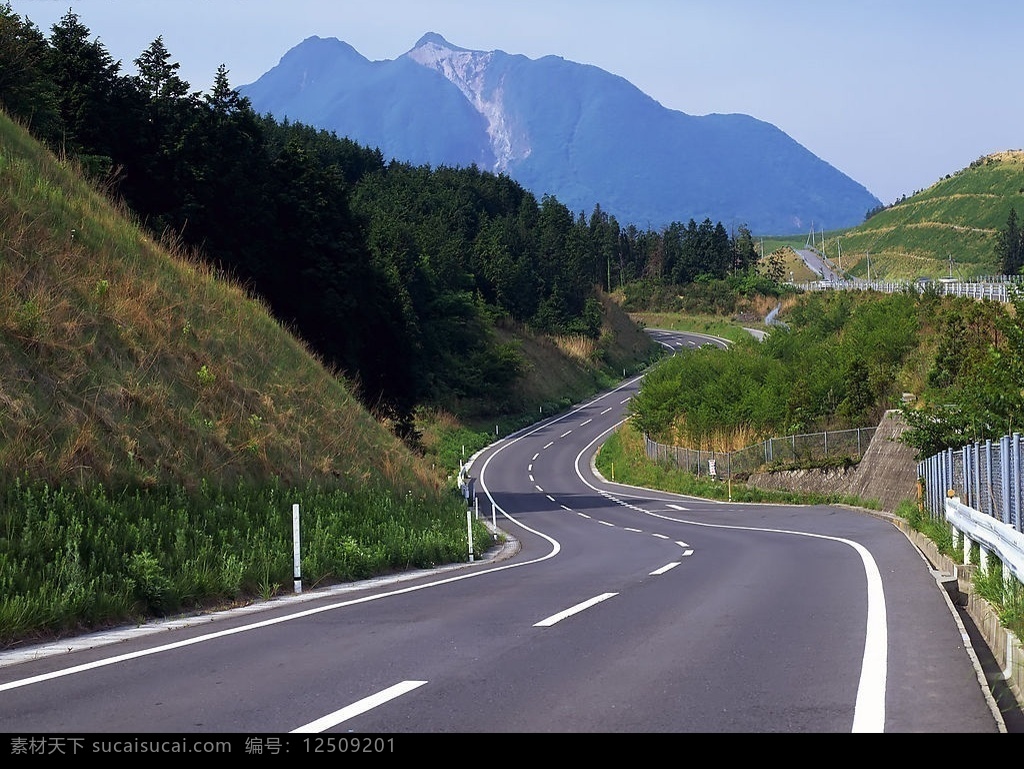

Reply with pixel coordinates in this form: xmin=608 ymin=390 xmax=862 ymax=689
xmin=796 ymin=247 xmax=844 ymax=282
xmin=0 ymin=331 xmax=1007 ymax=734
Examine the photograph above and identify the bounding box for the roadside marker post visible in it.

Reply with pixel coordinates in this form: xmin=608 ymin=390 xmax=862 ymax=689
xmin=292 ymin=503 xmax=302 ymax=594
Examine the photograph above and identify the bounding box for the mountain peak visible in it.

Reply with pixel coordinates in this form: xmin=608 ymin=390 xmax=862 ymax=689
xmin=413 ymin=32 xmax=468 ymax=52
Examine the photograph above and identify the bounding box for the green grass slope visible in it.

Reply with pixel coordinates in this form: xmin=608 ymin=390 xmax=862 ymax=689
xmin=0 ymin=110 xmax=442 ymax=496
xmin=764 ymin=150 xmax=1024 ymax=280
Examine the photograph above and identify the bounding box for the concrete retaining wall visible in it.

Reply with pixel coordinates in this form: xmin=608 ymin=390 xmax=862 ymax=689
xmin=745 ymin=409 xmax=920 ymax=512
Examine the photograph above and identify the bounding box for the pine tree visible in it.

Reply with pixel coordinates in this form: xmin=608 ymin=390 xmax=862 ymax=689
xmin=997 ymin=207 xmax=1023 ymax=275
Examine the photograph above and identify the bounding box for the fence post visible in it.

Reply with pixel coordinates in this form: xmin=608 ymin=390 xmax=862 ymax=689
xmin=1002 ymin=435 xmax=1012 ymax=527
xmin=962 ymin=445 xmax=972 ymax=510
xmin=1014 ymin=433 xmax=1022 ymax=532
xmin=985 ymin=439 xmax=994 ymax=518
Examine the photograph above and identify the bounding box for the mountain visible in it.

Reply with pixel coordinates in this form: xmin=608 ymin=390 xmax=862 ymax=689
xmin=239 ymin=33 xmax=881 ymax=235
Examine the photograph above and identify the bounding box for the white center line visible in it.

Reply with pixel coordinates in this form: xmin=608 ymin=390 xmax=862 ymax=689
xmin=650 ymin=563 xmax=680 ymax=575
xmin=534 ymin=593 xmax=618 ymax=627
xmin=290 ymin=680 xmax=427 ymax=733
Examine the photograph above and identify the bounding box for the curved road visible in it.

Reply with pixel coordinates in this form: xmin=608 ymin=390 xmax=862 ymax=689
xmin=0 ymin=331 xmax=1005 ymax=734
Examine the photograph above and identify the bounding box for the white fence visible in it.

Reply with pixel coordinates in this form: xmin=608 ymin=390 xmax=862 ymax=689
xmin=796 ymin=276 xmax=1023 ymax=303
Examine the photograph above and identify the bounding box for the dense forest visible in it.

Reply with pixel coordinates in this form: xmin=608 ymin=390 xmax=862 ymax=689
xmin=0 ymin=7 xmax=771 ymax=441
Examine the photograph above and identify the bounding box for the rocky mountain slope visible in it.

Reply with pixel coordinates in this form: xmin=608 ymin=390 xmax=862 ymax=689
xmin=239 ymin=33 xmax=880 ymax=234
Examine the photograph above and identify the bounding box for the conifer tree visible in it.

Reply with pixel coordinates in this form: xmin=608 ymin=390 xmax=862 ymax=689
xmin=997 ymin=207 xmax=1023 ymax=275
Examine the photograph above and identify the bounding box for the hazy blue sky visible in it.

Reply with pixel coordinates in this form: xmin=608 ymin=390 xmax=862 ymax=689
xmin=8 ymin=0 xmax=1021 ymax=207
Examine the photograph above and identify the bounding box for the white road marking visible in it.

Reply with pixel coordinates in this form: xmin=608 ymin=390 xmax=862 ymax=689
xmin=546 ymin=495 xmax=556 ymax=502
xmin=675 ymin=540 xmax=690 ymax=548
xmin=650 ymin=563 xmax=680 ymax=575
xmin=666 ymin=504 xmax=687 ymax=511
xmin=580 ymin=419 xmax=592 ymax=426
xmin=560 ymin=430 xmax=572 ymax=438
xmin=543 ymin=442 xmax=554 ymax=449
xmin=598 ymin=520 xmax=614 ymax=527
xmin=535 ymin=485 xmax=544 ymax=492
xmin=290 ymin=680 xmax=427 ymax=733
xmin=624 ymin=527 xmax=643 ymax=533
xmin=600 ymin=408 xmax=612 ymax=415
xmin=534 ymin=593 xmax=618 ymax=627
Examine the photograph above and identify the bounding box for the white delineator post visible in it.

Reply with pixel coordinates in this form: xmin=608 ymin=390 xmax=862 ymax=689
xmin=293 ymin=503 xmax=302 ymax=594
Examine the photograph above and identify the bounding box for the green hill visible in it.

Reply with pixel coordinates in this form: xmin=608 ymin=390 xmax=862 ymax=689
xmin=764 ymin=150 xmax=1024 ymax=280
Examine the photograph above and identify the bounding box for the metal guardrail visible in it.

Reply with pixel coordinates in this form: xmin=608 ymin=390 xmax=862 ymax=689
xmin=919 ymin=434 xmax=1024 ymax=595
xmin=918 ymin=435 xmax=1023 ymax=533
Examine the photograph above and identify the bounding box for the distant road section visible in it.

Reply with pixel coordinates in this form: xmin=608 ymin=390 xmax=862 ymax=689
xmin=796 ymin=248 xmax=844 ymax=282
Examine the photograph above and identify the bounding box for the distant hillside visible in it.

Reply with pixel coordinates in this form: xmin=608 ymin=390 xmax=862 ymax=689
xmin=240 ymin=33 xmax=880 ymax=235
xmin=811 ymin=151 xmax=1024 ymax=280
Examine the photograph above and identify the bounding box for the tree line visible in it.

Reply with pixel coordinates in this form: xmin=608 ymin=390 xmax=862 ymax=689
xmin=0 ymin=6 xmax=768 ymax=440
